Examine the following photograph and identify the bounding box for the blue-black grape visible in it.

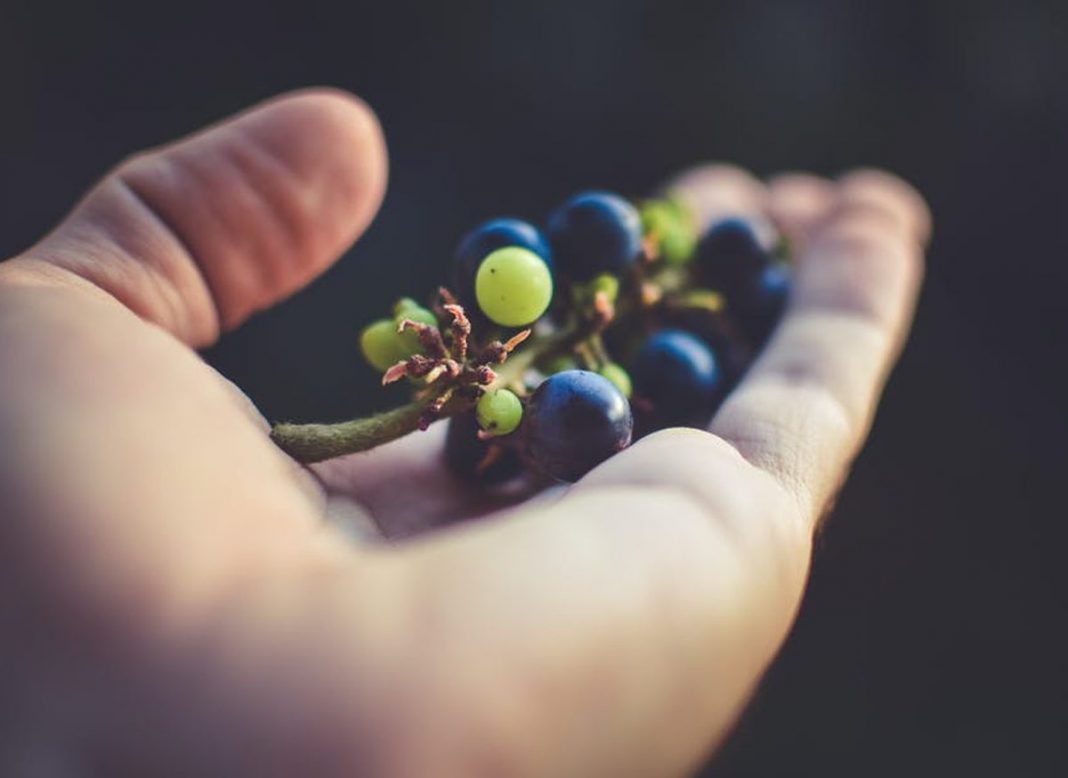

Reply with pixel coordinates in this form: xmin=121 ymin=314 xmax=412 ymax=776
xmin=444 ymin=412 xmax=523 ymax=484
xmin=632 ymin=329 xmax=723 ymax=429
xmin=453 ymin=218 xmax=552 ymax=308
xmin=547 ymin=191 xmax=642 ymax=280
xmin=733 ymin=263 xmax=790 ymax=345
xmin=660 ymin=307 xmax=750 ymax=391
xmin=694 ymin=217 xmax=790 ymax=345
xmin=694 ymin=217 xmax=772 ymax=290
xmin=524 ymin=370 xmax=633 ymax=482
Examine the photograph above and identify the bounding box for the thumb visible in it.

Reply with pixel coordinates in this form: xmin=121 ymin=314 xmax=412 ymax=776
xmin=2 ymin=88 xmax=387 ymax=346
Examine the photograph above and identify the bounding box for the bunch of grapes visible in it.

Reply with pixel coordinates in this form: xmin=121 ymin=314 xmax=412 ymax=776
xmin=272 ymin=190 xmax=790 ymax=485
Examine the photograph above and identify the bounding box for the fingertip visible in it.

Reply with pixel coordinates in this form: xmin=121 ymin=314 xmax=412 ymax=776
xmin=836 ymin=168 xmax=931 ymax=245
xmin=765 ymin=172 xmax=836 ymax=245
xmin=662 ymin=163 xmax=768 ymax=230
xmin=243 ymin=87 xmax=389 ymax=257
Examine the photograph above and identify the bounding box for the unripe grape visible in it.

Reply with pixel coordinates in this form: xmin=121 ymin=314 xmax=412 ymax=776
xmin=395 ymin=304 xmax=438 ymax=353
xmin=598 ymin=362 xmax=633 ymax=398
xmin=542 ymin=353 xmax=578 ymax=375
xmin=445 ymin=412 xmax=523 ymax=484
xmin=640 ymin=199 xmax=695 ymax=264
xmin=360 ymin=319 xmax=410 ymax=371
xmin=475 ymin=246 xmax=554 ymax=327
xmin=476 ymin=388 xmax=523 ymax=436
xmin=392 ymin=297 xmax=422 ymax=317
xmin=453 ymin=218 xmax=552 ymax=309
xmin=589 ymin=273 xmax=620 ymax=303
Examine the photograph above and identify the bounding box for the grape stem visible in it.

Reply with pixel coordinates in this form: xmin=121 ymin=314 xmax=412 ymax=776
xmin=269 ymin=212 xmax=710 ymax=464
xmin=269 ymin=263 xmax=687 ymax=463
xmin=269 ymin=326 xmax=578 ymax=463
xmin=270 ymin=401 xmax=427 ymax=463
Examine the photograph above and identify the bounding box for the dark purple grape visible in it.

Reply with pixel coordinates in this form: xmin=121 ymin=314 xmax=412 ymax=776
xmin=547 ymin=191 xmax=642 ymax=280
xmin=694 ymin=217 xmax=773 ymax=291
xmin=733 ymin=263 xmax=790 ymax=345
xmin=524 ymin=370 xmax=633 ymax=482
xmin=661 ymin=306 xmax=752 ymax=390
xmin=694 ymin=217 xmax=790 ymax=346
xmin=632 ymin=329 xmax=723 ymax=429
xmin=444 ymin=412 xmax=523 ymax=484
xmin=453 ymin=218 xmax=552 ymax=308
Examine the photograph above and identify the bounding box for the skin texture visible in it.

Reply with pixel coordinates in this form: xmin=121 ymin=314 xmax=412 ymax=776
xmin=0 ymin=89 xmax=928 ymax=777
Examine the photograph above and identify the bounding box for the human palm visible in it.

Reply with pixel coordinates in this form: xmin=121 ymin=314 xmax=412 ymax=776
xmin=0 ymin=90 xmax=927 ymax=776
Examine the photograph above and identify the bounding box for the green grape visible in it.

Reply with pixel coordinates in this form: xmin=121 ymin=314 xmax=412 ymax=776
xmin=395 ymin=304 xmax=438 ymax=353
xmin=398 ymin=305 xmax=438 ymax=328
xmin=543 ymin=353 xmax=578 ymax=375
xmin=599 ymin=362 xmax=633 ymax=398
xmin=360 ymin=319 xmax=410 ymax=371
xmin=641 ymin=199 xmax=696 ymax=265
xmin=475 ymin=246 xmax=553 ymax=327
xmin=589 ymin=273 xmax=620 ymax=303
xmin=678 ymin=289 xmax=725 ymax=313
xmin=392 ymin=297 xmax=422 ymax=317
xmin=476 ymin=388 xmax=524 ymax=436
xmin=571 ymin=272 xmax=620 ymax=308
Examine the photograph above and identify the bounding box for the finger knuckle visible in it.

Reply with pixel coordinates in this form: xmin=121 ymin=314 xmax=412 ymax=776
xmin=817 ymin=204 xmax=908 ymax=257
xmin=805 ymin=216 xmax=922 ymax=327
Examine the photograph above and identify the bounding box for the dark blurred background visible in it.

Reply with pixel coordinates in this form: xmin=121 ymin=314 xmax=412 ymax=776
xmin=1 ymin=1 xmax=1066 ymax=775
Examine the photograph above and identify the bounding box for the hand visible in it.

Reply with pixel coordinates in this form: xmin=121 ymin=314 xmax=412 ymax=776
xmin=0 ymin=90 xmax=928 ymax=776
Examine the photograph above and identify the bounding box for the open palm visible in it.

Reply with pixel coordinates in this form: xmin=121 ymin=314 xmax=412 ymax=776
xmin=0 ymin=90 xmax=927 ymax=776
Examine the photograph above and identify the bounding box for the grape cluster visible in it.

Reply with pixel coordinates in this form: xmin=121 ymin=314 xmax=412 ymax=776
xmin=355 ymin=189 xmax=791 ymax=484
